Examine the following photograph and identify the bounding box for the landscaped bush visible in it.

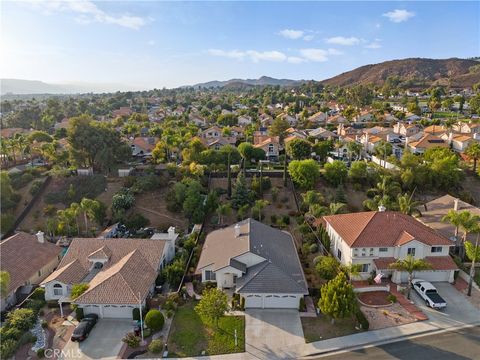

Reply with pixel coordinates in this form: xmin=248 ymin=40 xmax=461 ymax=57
xmin=29 ymin=179 xmax=44 ymax=196
xmin=11 ymin=172 xmax=34 ymax=190
xmin=299 ymin=297 xmax=306 ymax=312
xmin=37 ymin=348 xmax=45 ymax=358
xmin=240 ymin=296 xmax=245 ymax=311
xmin=23 ymin=299 xmax=45 ymax=315
xmin=30 ymin=287 xmax=46 ymax=301
xmin=148 ymin=339 xmax=163 ymax=353
xmin=122 ymin=332 xmax=141 ymax=348
xmin=6 ymin=308 xmax=36 ymax=331
xmin=355 ymin=308 xmax=369 ymax=330
xmin=131 ymin=174 xmax=161 ymax=193
xmin=315 ymin=256 xmax=340 ymax=280
xmin=145 ymin=310 xmax=165 ymax=332
xmin=75 ymin=307 xmax=84 ymax=320
xmin=0 ymin=338 xmax=18 ymax=359
xmin=309 ymin=243 xmax=319 ymax=254
xmin=387 ymin=294 xmax=397 ymax=303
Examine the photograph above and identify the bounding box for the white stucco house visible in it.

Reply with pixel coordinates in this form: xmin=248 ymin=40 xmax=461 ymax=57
xmin=196 ymin=219 xmax=308 ymax=309
xmin=41 ymin=228 xmax=178 ymax=319
xmin=320 ymin=209 xmax=457 ymax=284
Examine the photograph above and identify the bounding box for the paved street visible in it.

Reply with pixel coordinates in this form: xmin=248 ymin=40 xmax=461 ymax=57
xmin=311 ymin=326 xmax=480 ymax=360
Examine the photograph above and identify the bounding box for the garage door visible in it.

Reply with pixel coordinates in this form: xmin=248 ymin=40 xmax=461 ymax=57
xmin=264 ymin=294 xmax=299 ymax=309
xmin=245 ymin=294 xmax=262 ymax=308
xmin=103 ymin=305 xmax=134 ymax=318
xmin=416 ymin=270 xmax=451 ymax=282
xmin=82 ymin=305 xmax=101 ymax=317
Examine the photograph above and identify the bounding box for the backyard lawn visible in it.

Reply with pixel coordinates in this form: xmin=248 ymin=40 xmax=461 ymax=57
xmin=301 ymin=315 xmax=361 ymax=343
xmin=168 ymin=301 xmax=245 ymax=357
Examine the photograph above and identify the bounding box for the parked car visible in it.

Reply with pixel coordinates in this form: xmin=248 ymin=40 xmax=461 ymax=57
xmin=71 ymin=314 xmax=99 ymax=342
xmin=411 ymin=279 xmax=447 ymax=309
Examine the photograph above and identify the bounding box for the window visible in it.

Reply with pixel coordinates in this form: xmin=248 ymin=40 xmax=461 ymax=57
xmin=205 ymin=270 xmax=216 ymax=281
xmin=431 ymin=247 xmax=442 ymax=253
xmin=337 ymin=249 xmax=342 ymax=260
xmin=379 ymin=248 xmax=388 ymax=253
xmin=360 ymin=264 xmax=369 ymax=273
xmin=53 ymin=284 xmax=63 ymax=296
xmin=407 ymin=248 xmax=416 ymax=256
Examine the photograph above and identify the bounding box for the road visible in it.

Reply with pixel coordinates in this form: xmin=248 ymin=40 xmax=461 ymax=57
xmin=312 ymin=326 xmax=480 ymax=360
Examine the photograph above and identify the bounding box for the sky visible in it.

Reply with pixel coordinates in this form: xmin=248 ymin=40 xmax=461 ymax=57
xmin=1 ymin=1 xmax=479 ymax=90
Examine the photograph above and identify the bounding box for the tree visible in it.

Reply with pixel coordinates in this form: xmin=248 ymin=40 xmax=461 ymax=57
xmin=238 ymin=142 xmax=254 ymax=170
xmin=288 ymin=159 xmax=320 ymax=189
xmin=0 ymin=271 xmax=10 ymax=298
xmin=182 ymin=181 xmax=205 ymax=223
xmin=195 ymin=288 xmax=228 ymax=327
xmin=318 ymin=272 xmax=357 ymax=324
xmin=346 ymin=141 xmax=362 ymax=162
xmin=465 ymin=230 xmax=480 ymax=296
xmin=465 ymin=142 xmax=480 ymax=173
xmin=315 ymin=256 xmax=340 ymax=280
xmin=324 ymin=160 xmax=348 ymax=186
xmin=6 ymin=308 xmax=36 ymax=331
xmin=232 ymin=172 xmax=252 ymax=209
xmin=70 ymin=283 xmax=89 ymax=300
xmin=145 ymin=309 xmax=165 ymax=332
xmin=312 ymin=140 xmax=333 ymax=163
xmin=79 ymin=198 xmax=100 ymax=234
xmin=340 ymin=263 xmax=362 ymax=283
xmin=286 ymin=138 xmax=312 ymax=160
xmin=397 ymin=192 xmax=421 ymax=216
xmin=269 ymin=117 xmax=290 ymax=141
xmin=443 ymin=210 xmax=480 ymax=259
xmin=375 ymin=140 xmax=393 ymax=159
xmin=112 ymin=191 xmax=135 ymax=220
xmin=389 ymin=256 xmax=432 ymax=299
xmin=216 ymin=204 xmax=232 ymax=225
xmin=252 ymin=199 xmax=269 ymax=222
xmin=348 ymin=161 xmax=368 ymax=184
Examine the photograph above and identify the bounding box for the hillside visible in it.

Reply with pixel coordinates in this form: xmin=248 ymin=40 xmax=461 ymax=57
xmin=190 ymin=76 xmax=303 ymax=89
xmin=321 ymin=58 xmax=480 ymax=89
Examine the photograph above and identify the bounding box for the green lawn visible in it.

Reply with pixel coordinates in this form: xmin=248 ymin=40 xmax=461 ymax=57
xmin=301 ymin=315 xmax=361 ymax=343
xmin=168 ymin=301 xmax=245 ymax=357
xmin=432 ymin=111 xmax=459 ymax=119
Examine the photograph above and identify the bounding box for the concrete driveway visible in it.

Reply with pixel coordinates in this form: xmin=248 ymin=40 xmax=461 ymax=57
xmin=410 ymin=282 xmax=480 ymax=327
xmin=245 ymin=309 xmax=304 ymax=360
xmin=61 ymin=319 xmax=133 ymax=359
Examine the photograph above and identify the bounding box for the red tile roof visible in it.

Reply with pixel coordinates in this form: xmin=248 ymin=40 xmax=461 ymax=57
xmin=323 ymin=211 xmax=452 ymax=248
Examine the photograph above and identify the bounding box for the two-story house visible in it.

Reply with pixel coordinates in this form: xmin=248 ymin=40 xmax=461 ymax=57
xmin=196 ymin=219 xmax=308 ymax=309
xmin=321 ymin=210 xmax=457 ymax=284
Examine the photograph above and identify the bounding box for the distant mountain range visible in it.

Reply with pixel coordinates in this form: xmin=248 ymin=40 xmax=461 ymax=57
xmin=189 ymin=76 xmax=304 ymax=89
xmin=321 ymin=58 xmax=480 ymax=89
xmin=3 ymin=58 xmax=479 ymax=95
xmin=0 ymin=79 xmax=142 ymax=95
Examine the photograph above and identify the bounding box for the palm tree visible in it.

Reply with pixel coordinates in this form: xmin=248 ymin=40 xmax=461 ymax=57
xmin=389 ymin=256 xmax=432 ymax=299
xmin=465 ymin=143 xmax=480 ymax=173
xmin=346 ymin=141 xmax=362 ymax=162
xmin=253 ymin=200 xmax=269 ymax=222
xmin=216 ymin=204 xmax=232 ymax=225
xmin=465 ymin=230 xmax=480 ymax=297
xmin=442 ymin=209 xmax=463 ymax=243
xmin=334 ymin=140 xmax=344 ymax=158
xmin=0 ymin=271 xmax=10 ymax=298
xmin=80 ymin=198 xmax=99 ymax=235
xmin=397 ymin=192 xmax=421 ymax=216
xmin=328 ymin=202 xmax=346 ymax=215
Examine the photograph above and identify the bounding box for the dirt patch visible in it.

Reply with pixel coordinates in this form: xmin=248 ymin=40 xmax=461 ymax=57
xmin=360 ymin=303 xmax=417 ymax=330
xmin=358 ymin=291 xmax=392 ymax=306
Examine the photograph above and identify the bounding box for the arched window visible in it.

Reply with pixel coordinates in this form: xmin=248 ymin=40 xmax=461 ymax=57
xmin=53 ymin=283 xmax=63 ymax=296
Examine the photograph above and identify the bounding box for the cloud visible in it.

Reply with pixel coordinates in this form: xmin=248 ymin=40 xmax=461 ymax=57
xmin=278 ymin=29 xmax=304 ymax=39
xmin=325 ymin=36 xmax=360 ymax=46
xmin=208 ymin=49 xmax=286 ymax=62
xmin=287 ymin=56 xmax=305 ymax=64
xmin=365 ymin=39 xmax=382 ymax=49
xmin=299 ymin=48 xmax=341 ymax=62
xmin=303 ymin=34 xmax=314 ymax=41
xmin=382 ymin=9 xmax=415 ymax=23
xmin=25 ymin=0 xmax=147 ymax=29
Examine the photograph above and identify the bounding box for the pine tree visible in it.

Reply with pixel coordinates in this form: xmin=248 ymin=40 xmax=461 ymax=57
xmin=318 ymin=272 xmax=357 ymax=324
xmin=232 ymin=172 xmax=252 ymax=209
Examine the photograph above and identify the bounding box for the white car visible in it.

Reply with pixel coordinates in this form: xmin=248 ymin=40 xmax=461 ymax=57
xmin=411 ymin=279 xmax=447 ymax=309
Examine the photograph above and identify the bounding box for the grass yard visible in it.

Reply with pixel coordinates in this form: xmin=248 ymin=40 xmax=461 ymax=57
xmin=168 ymin=301 xmax=245 ymax=357
xmin=301 ymin=315 xmax=361 ymax=343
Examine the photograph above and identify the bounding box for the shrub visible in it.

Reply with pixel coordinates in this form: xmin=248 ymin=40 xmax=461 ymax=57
xmin=355 ymin=308 xmax=369 ymax=330
xmin=0 ymin=338 xmax=18 ymax=359
xmin=315 ymin=256 xmax=340 ymax=280
xmin=6 ymin=308 xmax=36 ymax=331
xmin=309 ymin=243 xmax=319 ymax=253
xmin=282 ymin=215 xmax=290 ymax=225
xmin=122 ymin=332 xmax=141 ymax=348
xmin=166 ymin=310 xmax=174 ymax=318
xmin=387 ymin=294 xmax=397 ymax=303
xmin=37 ymin=348 xmax=45 ymax=358
xmin=240 ymin=297 xmax=245 ymax=311
xmin=148 ymin=339 xmax=163 ymax=354
xmin=30 ymin=287 xmax=46 ymax=301
xmin=299 ymin=297 xmax=306 ymax=312
xmin=41 ymin=320 xmax=48 ymax=328
xmin=145 ymin=310 xmax=164 ymax=332
xmin=75 ymin=307 xmax=84 ymax=320
xmin=23 ymin=299 xmax=45 ymax=315
xmin=1 ymin=326 xmax=22 ymax=341
xmin=270 ymin=214 xmax=277 ymax=224
xmin=30 ymin=180 xmax=44 ymax=196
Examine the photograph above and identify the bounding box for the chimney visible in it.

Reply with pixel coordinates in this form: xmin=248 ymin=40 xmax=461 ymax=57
xmin=168 ymin=226 xmax=176 ymax=240
xmin=378 ymin=204 xmax=386 ymax=212
xmin=234 ymin=224 xmax=241 ymax=238
xmin=454 ymin=198 xmax=459 ymax=211
xmin=36 ymin=231 xmax=45 ymax=244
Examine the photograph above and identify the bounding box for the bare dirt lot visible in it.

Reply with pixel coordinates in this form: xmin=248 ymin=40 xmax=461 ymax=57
xmin=360 ymin=303 xmax=417 ymax=330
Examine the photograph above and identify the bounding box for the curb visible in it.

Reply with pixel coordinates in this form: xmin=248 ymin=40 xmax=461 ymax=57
xmin=300 ymin=322 xmax=480 ymax=358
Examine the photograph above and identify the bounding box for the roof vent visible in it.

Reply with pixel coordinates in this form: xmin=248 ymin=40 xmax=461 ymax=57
xmin=378 ymin=204 xmax=386 ymax=212
xmin=234 ymin=224 xmax=241 ymax=238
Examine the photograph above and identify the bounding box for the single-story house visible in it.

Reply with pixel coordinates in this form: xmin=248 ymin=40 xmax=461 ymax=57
xmin=41 ymin=228 xmax=178 ymax=318
xmin=321 ymin=209 xmax=457 ymax=284
xmin=196 ymin=219 xmax=308 ymax=309
xmin=1 ymin=232 xmax=62 ymax=311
